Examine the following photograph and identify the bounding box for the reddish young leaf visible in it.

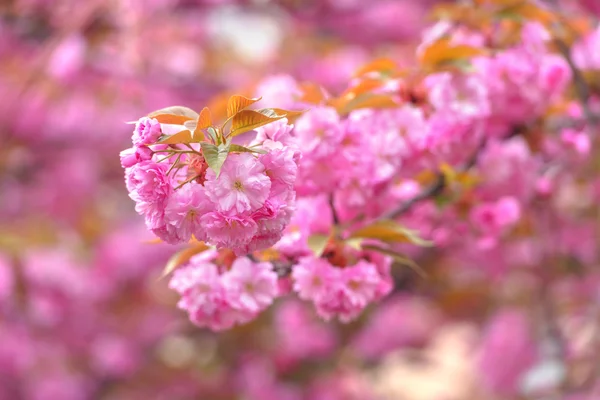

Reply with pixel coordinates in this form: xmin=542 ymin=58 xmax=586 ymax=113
xmin=161 ymin=242 xmax=210 ymax=278
xmin=229 ymin=110 xmax=285 ymax=137
xmin=193 ymin=107 xmax=211 ymax=141
xmin=227 ymin=95 xmax=262 ymax=118
xmin=148 ymin=106 xmax=198 ymax=124
xmin=297 ymin=82 xmax=326 ymax=105
xmin=419 ymin=39 xmax=487 ymax=68
xmin=158 ymin=130 xmax=194 ymax=144
xmin=151 ymin=114 xmax=196 ymax=125
xmin=354 ymin=58 xmax=397 ymax=78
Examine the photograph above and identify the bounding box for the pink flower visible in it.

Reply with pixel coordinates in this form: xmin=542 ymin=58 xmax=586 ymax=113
xmin=477 ymin=310 xmax=538 ymax=396
xmin=254 ymin=118 xmax=295 ymax=145
xmin=342 ymin=260 xmax=385 ymax=306
xmin=259 ymin=148 xmax=298 ymax=196
xmin=125 ymin=160 xmax=172 ymax=229
xmin=169 ymin=256 xmax=238 ymax=331
xmin=164 ymin=183 xmax=213 ymax=242
xmin=276 ymin=195 xmax=332 ymax=256
xmin=169 ymin=251 xmax=278 ymax=330
xmin=205 ymin=153 xmax=271 ymax=214
xmin=561 ymin=129 xmax=591 ymax=155
xmin=470 ymin=196 xmax=521 ymax=237
xmin=292 ymin=257 xmax=340 ymax=301
xmin=242 ymin=194 xmax=295 ymax=253
xmin=255 ymin=74 xmax=303 ymax=110
xmin=0 ymin=254 xmax=13 ymax=303
xmin=274 ymin=300 xmax=337 ymax=364
xmin=573 ymin=27 xmax=600 ymax=69
xmin=222 ymin=258 xmax=278 ymax=312
xmin=351 ymin=295 xmax=440 ymax=359
xmin=201 ymin=212 xmax=258 ymax=252
xmin=425 ymin=72 xmax=490 ymax=119
xmin=293 ymin=106 xmax=341 ymax=157
xmin=125 ymin=160 xmax=172 ymax=205
xmin=90 ymin=336 xmax=139 ymax=377
xmin=293 ymin=256 xmax=391 ymax=322
xmin=132 ymin=117 xmax=162 ymax=146
xmin=151 ymin=223 xmax=185 ymax=245
xmin=316 ymin=261 xmax=383 ymax=322
xmin=119 ymin=146 xmax=153 ymax=168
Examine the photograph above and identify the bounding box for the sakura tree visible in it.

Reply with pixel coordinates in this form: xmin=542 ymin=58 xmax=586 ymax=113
xmin=3 ymin=0 xmax=600 ymax=399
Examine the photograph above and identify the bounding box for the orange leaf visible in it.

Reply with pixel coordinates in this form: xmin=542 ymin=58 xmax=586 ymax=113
xmin=298 ymin=82 xmax=326 ymax=105
xmin=419 ymin=39 xmax=487 ymax=68
xmin=354 ymin=58 xmax=397 ymax=78
xmin=161 ymin=242 xmax=210 ymax=278
xmin=229 ymin=110 xmax=284 ymax=137
xmin=512 ymin=3 xmax=557 ymax=26
xmin=148 ymin=106 xmax=198 ymax=120
xmin=337 ymin=93 xmax=398 ymax=115
xmin=349 ymin=219 xmax=433 ymax=247
xmin=158 ymin=129 xmax=193 ymax=144
xmin=193 ymin=107 xmax=211 ymax=141
xmin=227 ymin=95 xmax=262 ymax=118
xmin=151 ymin=114 xmax=195 ymax=125
xmin=342 ymin=78 xmax=385 ymax=98
xmin=269 ymin=108 xmax=306 ymax=119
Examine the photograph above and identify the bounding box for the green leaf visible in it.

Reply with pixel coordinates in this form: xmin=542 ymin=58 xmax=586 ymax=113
xmin=158 ymin=129 xmax=193 ymax=144
xmin=307 ymin=234 xmax=330 ymax=257
xmin=349 ymin=219 xmax=433 ymax=246
xmin=201 ymin=142 xmax=230 ymax=177
xmin=229 ymin=110 xmax=285 ymax=138
xmin=229 ymin=144 xmax=267 ymax=154
xmin=205 ymin=127 xmax=218 ymax=143
xmin=160 ymin=242 xmax=210 ymax=279
xmin=227 ymin=95 xmax=262 ymax=117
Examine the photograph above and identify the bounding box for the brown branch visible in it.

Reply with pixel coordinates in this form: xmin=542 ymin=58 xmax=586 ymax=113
xmin=554 ymin=38 xmax=597 ymax=126
xmin=383 ymin=173 xmax=446 ymax=220
xmin=383 ymin=138 xmax=487 ymax=220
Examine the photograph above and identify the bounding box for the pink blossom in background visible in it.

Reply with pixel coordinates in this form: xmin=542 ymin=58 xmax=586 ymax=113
xmin=477 ymin=310 xmax=539 ymax=396
xmin=2 ymin=0 xmax=600 ymax=398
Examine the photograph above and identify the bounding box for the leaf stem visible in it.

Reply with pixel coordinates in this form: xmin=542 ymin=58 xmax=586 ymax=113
xmin=166 ymin=154 xmax=182 ymax=176
xmin=174 ymin=174 xmax=200 ymax=190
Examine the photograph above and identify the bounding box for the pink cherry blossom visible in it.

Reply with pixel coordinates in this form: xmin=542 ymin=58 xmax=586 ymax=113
xmin=164 ymin=183 xmax=213 ymax=243
xmin=119 ymin=146 xmax=153 ymax=168
xmin=132 ymin=117 xmax=162 ymax=146
xmin=205 ymin=153 xmax=271 ymax=214
xmin=201 ymin=211 xmax=258 ymax=253
xmin=292 ymin=257 xmax=341 ymax=301
xmin=259 ymin=148 xmax=298 ymax=196
xmin=222 ymin=257 xmax=278 ymax=312
xmin=477 ymin=310 xmax=538 ymax=396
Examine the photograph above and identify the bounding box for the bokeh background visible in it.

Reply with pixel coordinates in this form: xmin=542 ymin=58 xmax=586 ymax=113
xmin=1 ymin=0 xmax=600 ymax=399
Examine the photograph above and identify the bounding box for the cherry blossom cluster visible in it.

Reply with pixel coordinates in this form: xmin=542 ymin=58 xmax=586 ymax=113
xmin=168 ymin=250 xmax=279 ymax=330
xmin=120 ymin=116 xmax=299 ymax=255
xmin=155 ymin=19 xmax=584 ymax=328
xmin=292 ymin=251 xmax=392 ymax=322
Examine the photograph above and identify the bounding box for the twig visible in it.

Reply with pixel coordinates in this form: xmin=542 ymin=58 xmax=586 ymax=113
xmin=383 ymin=138 xmax=486 ymax=220
xmin=165 ymin=154 xmax=182 ymax=176
xmin=174 ymin=174 xmax=200 ymax=190
xmin=554 ymin=39 xmax=597 ymax=126
xmin=329 ymin=193 xmax=340 ymax=225
xmin=383 ymin=173 xmax=446 ymax=220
